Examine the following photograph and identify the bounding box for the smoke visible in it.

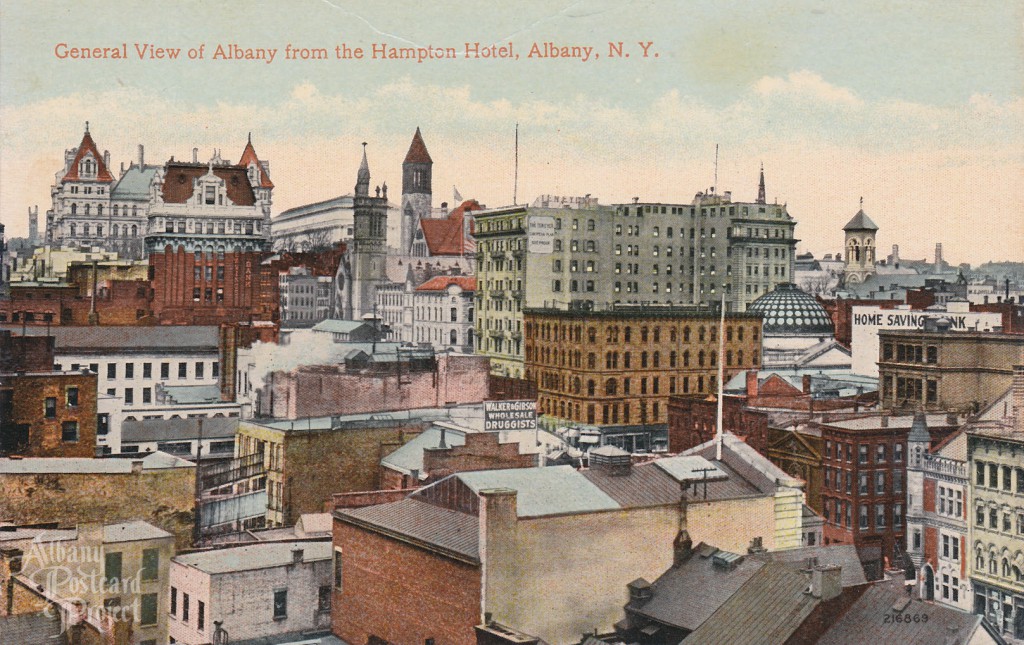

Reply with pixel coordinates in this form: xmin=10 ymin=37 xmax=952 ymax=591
xmin=238 ymin=329 xmax=353 ymax=396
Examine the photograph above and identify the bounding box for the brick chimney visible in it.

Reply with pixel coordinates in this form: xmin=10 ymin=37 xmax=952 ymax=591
xmin=746 ymin=370 xmax=759 ymax=398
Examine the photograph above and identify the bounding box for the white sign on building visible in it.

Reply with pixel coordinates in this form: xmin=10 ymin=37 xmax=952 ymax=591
xmin=850 ymin=305 xmax=1002 ymax=376
xmin=527 ymin=215 xmax=555 ymax=254
xmin=483 ymin=399 xmax=538 ymax=431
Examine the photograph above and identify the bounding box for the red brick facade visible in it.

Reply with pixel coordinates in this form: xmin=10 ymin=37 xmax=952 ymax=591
xmin=422 ymin=432 xmax=537 ymax=482
xmin=332 ymin=517 xmax=481 ymax=645
xmin=667 ymin=394 xmax=769 ymax=454
xmin=0 ymin=281 xmax=153 ymax=327
xmin=0 ymin=371 xmax=97 ymax=457
xmin=149 ymin=247 xmax=279 ymax=325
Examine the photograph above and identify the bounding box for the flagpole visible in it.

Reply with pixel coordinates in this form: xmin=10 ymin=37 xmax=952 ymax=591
xmin=716 ymin=291 xmax=725 ymax=461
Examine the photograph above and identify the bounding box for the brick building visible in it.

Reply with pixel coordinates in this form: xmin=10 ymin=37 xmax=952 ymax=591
xmin=0 ymin=452 xmax=196 ymax=550
xmin=0 ymin=521 xmax=175 ymax=644
xmin=878 ymin=328 xmax=1024 ymax=413
xmin=255 ymin=350 xmax=490 ymax=420
xmin=235 ymin=407 xmax=486 ymax=527
xmin=816 ymin=413 xmax=958 ymax=579
xmin=0 ymin=331 xmax=98 ymax=458
xmin=332 ymin=437 xmax=803 ymax=645
xmin=378 ymin=425 xmax=539 ymax=489
xmin=525 ymin=306 xmax=762 ymax=451
xmin=906 ymin=425 xmax=970 ymax=611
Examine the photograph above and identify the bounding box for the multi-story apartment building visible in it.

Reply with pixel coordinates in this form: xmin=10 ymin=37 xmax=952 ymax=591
xmin=474 ymin=181 xmax=796 ymax=376
xmin=967 ymin=369 xmax=1024 ymax=641
xmin=279 ymin=266 xmax=334 ymax=328
xmin=0 ymin=521 xmax=176 ymax=645
xmin=906 ymin=423 xmax=971 ymax=610
xmin=411 ymin=275 xmax=476 ymax=351
xmin=524 ymin=305 xmax=762 ymax=451
xmin=878 ymin=327 xmax=1024 ymax=412
xmin=818 ymin=413 xmax=920 ymax=580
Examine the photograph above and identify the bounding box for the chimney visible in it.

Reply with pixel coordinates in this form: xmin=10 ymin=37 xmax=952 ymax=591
xmin=137 ymin=144 xmax=144 ymax=167
xmin=747 ymin=536 xmax=767 ymax=554
xmin=130 ymin=460 xmax=144 ymax=474
xmin=292 ymin=548 xmax=304 ymax=564
xmin=746 ymin=370 xmax=759 ymax=398
xmin=809 ymin=564 xmax=842 ymax=601
xmin=946 ymin=411 xmax=957 ymax=426
xmin=673 ymin=529 xmax=694 ymax=567
xmin=1013 ymin=365 xmax=1024 ymax=419
xmin=880 ymin=415 xmax=889 ymax=428
xmin=802 ymin=374 xmax=812 ymax=394
xmin=934 ymin=243 xmax=943 ymax=269
xmin=103 ymin=150 xmax=110 ymax=169
xmin=627 ymin=578 xmax=654 ymax=603
xmin=192 ymin=147 xmax=198 ymax=163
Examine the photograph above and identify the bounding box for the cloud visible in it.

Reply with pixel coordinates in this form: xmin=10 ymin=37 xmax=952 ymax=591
xmin=1 ymin=73 xmax=1021 ymax=264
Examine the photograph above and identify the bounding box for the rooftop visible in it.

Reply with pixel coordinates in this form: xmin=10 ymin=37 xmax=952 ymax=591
xmin=339 ymin=498 xmax=480 ymax=562
xmin=173 ymin=540 xmax=331 ymax=575
xmin=122 ymin=416 xmax=238 ymax=443
xmin=0 ymin=451 xmax=194 ymax=474
xmin=822 ymin=413 xmax=959 ymax=432
xmin=4 ymin=325 xmax=219 ymax=352
xmin=456 ymin=466 xmax=620 ymax=517
xmin=747 ymin=283 xmax=834 ymax=336
xmin=158 ymin=383 xmax=225 ymax=405
xmin=247 ymin=404 xmax=485 ymax=435
xmin=380 ymin=424 xmax=468 ymax=477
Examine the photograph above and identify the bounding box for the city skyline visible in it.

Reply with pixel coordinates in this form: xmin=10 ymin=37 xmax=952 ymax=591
xmin=2 ymin=1 xmax=1021 ymax=264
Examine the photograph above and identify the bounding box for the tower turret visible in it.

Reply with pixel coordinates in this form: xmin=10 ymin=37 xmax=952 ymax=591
xmin=401 ymin=128 xmax=433 ymax=254
xmin=842 ymin=198 xmax=878 ymax=285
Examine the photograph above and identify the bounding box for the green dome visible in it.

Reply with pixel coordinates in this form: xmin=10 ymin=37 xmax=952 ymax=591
xmin=747 ymin=283 xmax=834 ymax=336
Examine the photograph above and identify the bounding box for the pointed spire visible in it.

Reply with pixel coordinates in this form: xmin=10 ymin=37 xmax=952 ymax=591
xmin=85 ymin=121 xmax=90 ymax=134
xmin=756 ymin=162 xmax=766 ymax=204
xmin=355 ymin=142 xmax=370 ymax=196
xmin=404 ymin=127 xmax=433 ymax=164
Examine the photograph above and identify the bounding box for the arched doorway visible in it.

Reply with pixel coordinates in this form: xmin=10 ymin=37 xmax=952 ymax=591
xmin=924 ymin=565 xmax=935 ymax=601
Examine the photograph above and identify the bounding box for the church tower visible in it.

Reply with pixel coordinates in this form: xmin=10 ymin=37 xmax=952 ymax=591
xmin=350 ymin=143 xmax=389 ymax=320
xmin=842 ymin=199 xmax=878 ymax=285
xmin=401 ymin=127 xmax=433 ymax=255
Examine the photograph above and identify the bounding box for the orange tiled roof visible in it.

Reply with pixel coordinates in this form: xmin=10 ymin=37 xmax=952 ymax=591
xmin=238 ymin=139 xmax=274 ymax=188
xmin=61 ymin=131 xmax=115 ymax=183
xmin=419 ymin=200 xmax=482 ymax=256
xmin=415 ymin=275 xmax=477 ymax=292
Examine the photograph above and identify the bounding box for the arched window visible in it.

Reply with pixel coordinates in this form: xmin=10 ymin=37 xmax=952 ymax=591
xmin=624 ymin=326 xmax=632 ymax=342
xmin=449 ymin=330 xmax=458 ymax=345
xmin=112 ymin=224 xmax=119 ymax=237
xmin=84 ymin=204 xmax=91 ymax=216
xmin=587 ymin=380 xmax=596 ymax=397
xmin=684 ymin=327 xmax=691 ymax=342
xmin=683 ymin=350 xmax=690 ymax=367
xmin=587 ymin=353 xmax=596 ymax=369
xmin=70 ymin=203 xmax=78 ymax=215
xmin=112 ymin=205 xmax=119 ymax=217
xmin=738 ymin=349 xmax=744 ymax=364
xmin=131 ymin=225 xmax=138 ymax=236
xmin=605 ymin=379 xmax=617 ymax=395
xmin=699 ymin=351 xmax=706 ymax=366
xmin=69 ymin=223 xmax=76 ymax=237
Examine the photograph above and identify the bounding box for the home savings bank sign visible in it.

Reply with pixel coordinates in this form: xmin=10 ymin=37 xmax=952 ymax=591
xmin=850 ymin=306 xmax=1002 ymax=376
xmin=483 ymin=400 xmax=538 ymax=431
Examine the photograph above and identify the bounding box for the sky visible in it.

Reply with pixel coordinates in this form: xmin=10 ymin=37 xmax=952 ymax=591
xmin=1 ymin=0 xmax=1021 ymax=265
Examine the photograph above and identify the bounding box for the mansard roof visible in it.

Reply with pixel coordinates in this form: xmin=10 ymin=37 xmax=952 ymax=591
xmin=843 ymin=209 xmax=878 ymax=231
xmin=161 ymin=162 xmax=256 ymax=205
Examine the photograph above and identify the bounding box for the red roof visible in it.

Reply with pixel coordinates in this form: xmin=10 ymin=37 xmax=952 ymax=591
xmin=61 ymin=130 xmax=114 ymax=183
xmin=161 ymin=163 xmax=256 ymax=205
xmin=238 ymin=139 xmax=274 ymax=188
xmin=416 ymin=275 xmax=477 ymax=292
xmin=420 ymin=200 xmax=482 ymax=256
xmin=403 ymin=127 xmax=433 ymax=164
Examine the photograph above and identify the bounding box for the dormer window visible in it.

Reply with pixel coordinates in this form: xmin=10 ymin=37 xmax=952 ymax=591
xmin=205 ymin=186 xmax=216 ymax=205
xmin=80 ymin=156 xmax=96 ymax=179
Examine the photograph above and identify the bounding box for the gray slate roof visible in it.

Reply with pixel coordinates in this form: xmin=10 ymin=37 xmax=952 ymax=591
xmin=24 ymin=325 xmax=220 ymax=352
xmin=0 ymin=612 xmax=63 ymax=645
xmin=843 ymin=209 xmax=879 ymax=231
xmin=683 ymin=561 xmax=820 ymax=645
xmin=380 ymin=424 xmax=467 ymax=476
xmin=122 ymin=416 xmax=238 ymax=443
xmin=763 ymin=544 xmax=868 ymax=587
xmin=103 ymin=520 xmax=173 ymax=543
xmin=0 ymin=451 xmax=193 ymax=473
xmin=339 ymin=498 xmax=480 ymax=562
xmin=456 ymin=466 xmax=620 ymax=517
xmin=174 ymin=540 xmax=331 ymax=574
xmin=816 ymin=579 xmax=985 ymax=645
xmin=110 ymin=165 xmax=160 ymax=199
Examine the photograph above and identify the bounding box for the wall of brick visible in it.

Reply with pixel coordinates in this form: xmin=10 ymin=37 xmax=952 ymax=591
xmin=0 ymin=467 xmax=196 ymax=550
xmin=332 ymin=517 xmax=482 ymax=645
xmin=422 ymin=432 xmax=537 ymax=482
xmin=1 ymin=372 xmax=98 ymax=458
xmin=264 ymin=354 xmax=491 ymax=419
